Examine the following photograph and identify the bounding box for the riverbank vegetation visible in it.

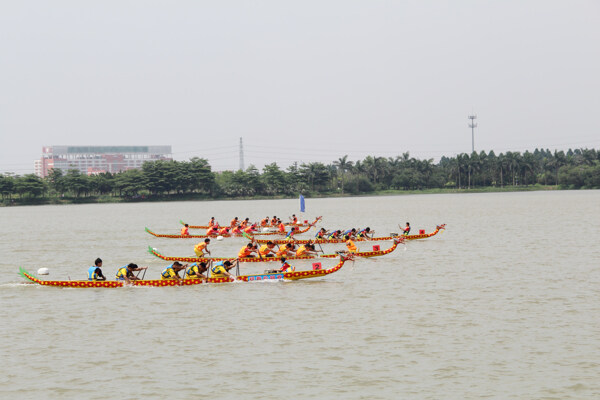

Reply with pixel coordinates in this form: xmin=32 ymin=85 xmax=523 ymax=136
xmin=1 ymin=148 xmax=599 ymax=206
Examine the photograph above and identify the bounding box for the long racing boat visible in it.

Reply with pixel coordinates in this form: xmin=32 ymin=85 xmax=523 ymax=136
xmin=147 ymin=237 xmax=403 ymax=263
xmin=253 ymin=224 xmax=446 ymax=244
xmin=146 ymin=223 xmax=315 ymax=239
xmin=18 ymin=256 xmax=347 ymax=287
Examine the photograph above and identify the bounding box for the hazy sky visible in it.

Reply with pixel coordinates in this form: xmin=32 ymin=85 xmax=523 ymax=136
xmin=1 ymin=1 xmax=599 ymax=174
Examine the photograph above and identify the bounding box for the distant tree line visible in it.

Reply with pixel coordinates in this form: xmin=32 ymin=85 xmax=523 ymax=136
xmin=1 ymin=149 xmax=599 ymax=202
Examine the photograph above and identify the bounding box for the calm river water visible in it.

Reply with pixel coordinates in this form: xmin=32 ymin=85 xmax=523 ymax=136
xmin=1 ymin=191 xmax=599 ymax=399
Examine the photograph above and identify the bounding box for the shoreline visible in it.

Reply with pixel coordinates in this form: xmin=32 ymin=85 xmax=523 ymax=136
xmin=0 ymin=185 xmax=567 ymax=207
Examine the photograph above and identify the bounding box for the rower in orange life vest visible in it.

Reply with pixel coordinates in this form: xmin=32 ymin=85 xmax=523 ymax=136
xmin=231 ymin=225 xmax=243 ymax=235
xmin=244 ymin=224 xmax=258 ymax=235
xmin=194 ymin=238 xmax=211 ymax=257
xmin=238 ymin=242 xmax=257 ymax=258
xmin=88 ymin=258 xmax=107 ymax=281
xmin=260 ymin=216 xmax=269 ymax=227
xmin=276 ymin=243 xmax=295 ymax=257
xmin=230 ymin=217 xmax=239 ymax=228
xmin=270 ymin=216 xmax=278 ymax=226
xmin=206 ymin=224 xmax=220 ymax=235
xmin=345 ymin=235 xmax=358 ymax=253
xmin=278 ymin=219 xmax=286 ymax=233
xmin=208 ymin=217 xmax=216 ymax=227
xmin=402 ymin=222 xmax=411 ymax=236
xmin=290 ymin=214 xmax=298 ymax=224
xmin=218 ymin=226 xmax=230 ymax=236
xmin=278 ymin=257 xmax=295 ymax=273
xmin=240 ymin=218 xmax=250 ymax=229
xmin=116 ymin=263 xmax=147 ymax=284
xmin=181 ymin=224 xmax=190 ymax=236
xmin=259 ymin=241 xmax=277 ymax=257
xmin=296 ymin=243 xmax=318 ymax=257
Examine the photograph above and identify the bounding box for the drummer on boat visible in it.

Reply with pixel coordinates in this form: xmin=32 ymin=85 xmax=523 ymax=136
xmin=116 ymin=263 xmax=148 ymax=284
xmin=186 ymin=262 xmax=208 ymax=281
xmin=88 ymin=258 xmax=107 ymax=281
xmin=210 ymin=260 xmax=237 ymax=280
xmin=194 ymin=238 xmax=211 ymax=257
xmin=289 ymin=214 xmax=298 ymax=224
xmin=161 ymin=262 xmax=187 ymax=280
xmin=402 ymin=222 xmax=411 ymax=235
xmin=345 ymin=235 xmax=358 ymax=253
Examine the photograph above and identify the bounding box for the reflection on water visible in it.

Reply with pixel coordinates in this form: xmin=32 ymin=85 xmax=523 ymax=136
xmin=1 ymin=191 xmax=599 ymax=399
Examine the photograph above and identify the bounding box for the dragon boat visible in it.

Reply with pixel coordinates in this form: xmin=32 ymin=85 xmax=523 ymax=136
xmin=147 ymin=237 xmax=403 ymax=263
xmin=180 ymin=216 xmax=322 ymax=230
xmin=146 ymin=223 xmax=315 ymax=239
xmin=253 ymin=224 xmax=446 ymax=244
xmin=18 ymin=256 xmax=347 ymax=287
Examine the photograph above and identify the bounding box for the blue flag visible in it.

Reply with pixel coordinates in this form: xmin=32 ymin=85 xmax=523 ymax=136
xmin=300 ymin=194 xmax=305 ymax=212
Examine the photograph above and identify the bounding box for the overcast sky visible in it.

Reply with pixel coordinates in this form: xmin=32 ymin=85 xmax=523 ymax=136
xmin=1 ymin=0 xmax=599 ymax=174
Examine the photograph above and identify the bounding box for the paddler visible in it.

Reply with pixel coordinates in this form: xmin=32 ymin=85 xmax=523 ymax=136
xmin=194 ymin=238 xmax=211 ymax=257
xmin=181 ymin=224 xmax=190 ymax=236
xmin=278 ymin=257 xmax=295 ymax=273
xmin=244 ymin=224 xmax=257 ymax=234
xmin=402 ymin=222 xmax=411 ymax=235
xmin=218 ymin=226 xmax=230 ymax=236
xmin=208 ymin=217 xmax=216 ymax=227
xmin=115 ymin=263 xmax=148 ymax=284
xmin=238 ymin=242 xmax=257 ymax=258
xmin=210 ymin=260 xmax=237 ymax=280
xmin=296 ymin=243 xmax=318 ymax=257
xmin=88 ymin=258 xmax=107 ymax=281
xmin=230 ymin=217 xmax=239 ymax=228
xmin=284 ymin=226 xmax=298 ymax=239
xmin=161 ymin=262 xmax=186 ymax=280
xmin=315 ymin=228 xmax=328 ymax=239
xmin=270 ymin=216 xmax=278 ymax=226
xmin=278 ymin=219 xmax=286 ymax=233
xmin=327 ymin=230 xmax=342 ymax=240
xmin=356 ymin=227 xmax=373 ymax=239
xmin=206 ymin=224 xmax=219 ymax=236
xmin=186 ymin=262 xmax=208 ymax=281
xmin=259 ymin=241 xmax=277 ymax=257
xmin=290 ymin=214 xmax=298 ymax=224
xmin=240 ymin=218 xmax=250 ymax=229
xmin=343 ymin=228 xmax=357 ymax=239
xmin=231 ymin=225 xmax=243 ymax=235
xmin=260 ymin=216 xmax=269 ymax=227
xmin=345 ymin=235 xmax=358 ymax=253
xmin=276 ymin=242 xmax=295 ymax=257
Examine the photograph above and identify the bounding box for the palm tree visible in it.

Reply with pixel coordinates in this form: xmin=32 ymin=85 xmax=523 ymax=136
xmin=333 ymin=155 xmax=353 ymax=193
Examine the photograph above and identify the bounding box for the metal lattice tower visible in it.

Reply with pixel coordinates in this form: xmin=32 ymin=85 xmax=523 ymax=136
xmin=239 ymin=137 xmax=244 ymax=171
xmin=468 ymin=115 xmax=477 ymax=153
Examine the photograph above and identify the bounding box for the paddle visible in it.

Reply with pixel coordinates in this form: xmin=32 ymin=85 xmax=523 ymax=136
xmin=242 ymin=231 xmax=263 ymax=260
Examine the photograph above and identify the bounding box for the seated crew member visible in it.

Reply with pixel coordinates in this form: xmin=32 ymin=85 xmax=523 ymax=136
xmin=270 ymin=216 xmax=278 ymax=226
xmin=88 ymin=258 xmax=107 ymax=281
xmin=210 ymin=260 xmax=237 ymax=280
xmin=240 ymin=218 xmax=250 ymax=229
xmin=356 ymin=227 xmax=373 ymax=239
xmin=230 ymin=217 xmax=239 ymax=228
xmin=260 ymin=217 xmax=269 ymax=227
xmin=276 ymin=242 xmax=295 ymax=257
xmin=315 ymin=228 xmax=328 ymax=239
xmin=327 ymin=230 xmax=342 ymax=240
xmin=238 ymin=242 xmax=257 ymax=258
xmin=208 ymin=217 xmax=216 ymax=227
xmin=278 ymin=257 xmax=295 ymax=273
xmin=277 ymin=219 xmax=285 ymax=233
xmin=284 ymin=226 xmax=298 ymax=239
xmin=296 ymin=243 xmax=318 ymax=257
xmin=343 ymin=228 xmax=357 ymax=239
xmin=290 ymin=214 xmax=298 ymax=224
xmin=161 ymin=262 xmax=186 ymax=280
xmin=345 ymin=235 xmax=358 ymax=253
xmin=244 ymin=224 xmax=257 ymax=234
xmin=206 ymin=225 xmax=219 ymax=235
xmin=194 ymin=238 xmax=211 ymax=257
xmin=218 ymin=226 xmax=230 ymax=236
xmin=181 ymin=224 xmax=190 ymax=236
xmin=186 ymin=262 xmax=208 ymax=281
xmin=231 ymin=225 xmax=243 ymax=235
xmin=116 ymin=263 xmax=148 ymax=284
xmin=259 ymin=241 xmax=277 ymax=257
xmin=402 ymin=222 xmax=411 ymax=236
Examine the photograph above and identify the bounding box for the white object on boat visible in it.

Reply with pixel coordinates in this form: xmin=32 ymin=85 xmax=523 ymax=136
xmin=37 ymin=268 xmax=50 ymax=275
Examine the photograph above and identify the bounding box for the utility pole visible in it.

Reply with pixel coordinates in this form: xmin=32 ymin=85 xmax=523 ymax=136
xmin=468 ymin=114 xmax=477 ymax=154
xmin=239 ymin=137 xmax=244 ymax=171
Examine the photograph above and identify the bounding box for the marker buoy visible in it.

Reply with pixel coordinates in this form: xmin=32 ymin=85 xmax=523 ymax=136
xmin=37 ymin=268 xmax=50 ymax=275
xmin=216 ymin=236 xmax=224 ymax=241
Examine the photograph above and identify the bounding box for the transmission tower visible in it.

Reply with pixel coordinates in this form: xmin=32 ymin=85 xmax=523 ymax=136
xmin=239 ymin=137 xmax=244 ymax=171
xmin=468 ymin=114 xmax=477 ymax=153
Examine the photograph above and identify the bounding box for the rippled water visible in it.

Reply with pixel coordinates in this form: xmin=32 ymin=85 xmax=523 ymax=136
xmin=1 ymin=191 xmax=599 ymax=399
